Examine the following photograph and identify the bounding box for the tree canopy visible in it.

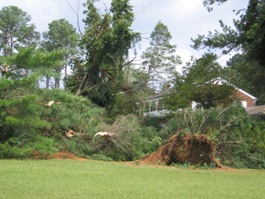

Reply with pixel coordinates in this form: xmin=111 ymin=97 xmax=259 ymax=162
xmin=164 ymin=54 xmax=235 ymax=110
xmin=141 ymin=21 xmax=181 ymax=92
xmin=42 ymin=19 xmax=79 ymax=88
xmin=193 ymin=0 xmax=265 ymax=68
xmin=0 ymin=6 xmax=39 ymax=57
xmin=191 ymin=0 xmax=265 ymax=104
xmin=67 ymin=0 xmax=140 ymax=112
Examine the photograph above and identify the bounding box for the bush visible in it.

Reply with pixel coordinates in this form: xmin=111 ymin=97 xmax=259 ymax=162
xmin=0 ymin=134 xmax=58 ymax=159
xmin=219 ymin=115 xmax=265 ymax=168
xmin=0 ymin=75 xmax=105 ymax=158
xmin=0 ymin=76 xmax=51 ymax=142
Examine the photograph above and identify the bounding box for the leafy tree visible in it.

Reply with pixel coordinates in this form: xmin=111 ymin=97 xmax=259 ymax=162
xmin=1 ymin=46 xmax=64 ymax=89
xmin=193 ymin=0 xmax=265 ymax=68
xmin=0 ymin=75 xmax=50 ymax=143
xmin=223 ymin=54 xmax=265 ymax=104
xmin=0 ymin=6 xmax=39 ymax=57
xmin=42 ymin=19 xmax=79 ymax=88
xmin=141 ymin=21 xmax=181 ymax=92
xmin=67 ymin=0 xmax=140 ymax=113
xmin=190 ymin=0 xmax=265 ymax=105
xmin=181 ymin=54 xmax=235 ymax=108
xmin=182 ymin=54 xmax=222 ymax=84
xmin=109 ymin=64 xmax=155 ymax=117
xmin=0 ymin=6 xmax=41 ymax=82
xmin=164 ymin=54 xmax=234 ymax=110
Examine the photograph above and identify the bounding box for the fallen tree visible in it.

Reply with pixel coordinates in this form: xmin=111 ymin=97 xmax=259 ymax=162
xmin=139 ymin=133 xmax=223 ymax=168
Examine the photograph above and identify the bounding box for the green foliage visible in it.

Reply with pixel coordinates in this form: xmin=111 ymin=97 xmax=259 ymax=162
xmin=221 ymin=140 xmax=265 ymax=169
xmin=1 ymin=2 xmax=264 ymax=170
xmin=193 ymin=0 xmax=265 ymax=104
xmin=0 ymin=6 xmax=67 ymax=89
xmin=181 ymin=54 xmax=222 ymax=84
xmin=90 ymin=115 xmax=160 ymax=161
xmin=0 ymin=76 xmax=50 ymax=142
xmin=219 ymin=115 xmax=265 ymax=168
xmin=91 ymin=115 xmax=141 ymax=160
xmin=166 ymin=54 xmax=234 ymax=110
xmin=37 ymin=89 xmax=103 ymax=134
xmin=224 ymin=54 xmax=265 ymax=104
xmin=110 ymin=92 xmax=139 ymax=117
xmin=192 ymin=84 xmax=235 ymax=109
xmin=0 ymin=134 xmax=58 ymax=159
xmin=42 ymin=18 xmax=79 ymax=88
xmin=0 ymin=68 xmax=160 ymax=161
xmin=0 ymin=6 xmax=40 ymax=56
xmin=162 ymin=105 xmax=265 ymax=168
xmin=0 ymin=139 xmax=32 ymax=159
xmin=69 ymin=0 xmax=140 ymax=114
xmin=42 ymin=19 xmax=79 ymax=51
xmin=142 ymin=117 xmax=162 ymax=130
xmin=138 ymin=126 xmax=162 ymax=154
xmin=163 ymin=104 xmax=247 ymax=139
xmin=0 ymin=46 xmax=64 ymax=85
xmin=241 ymin=0 xmax=265 ymax=67
xmin=141 ymin=21 xmax=181 ymax=91
xmin=0 ymin=73 xmax=105 ymax=158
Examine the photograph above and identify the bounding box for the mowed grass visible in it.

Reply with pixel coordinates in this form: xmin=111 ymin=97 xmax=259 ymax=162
xmin=0 ymin=160 xmax=264 ymax=199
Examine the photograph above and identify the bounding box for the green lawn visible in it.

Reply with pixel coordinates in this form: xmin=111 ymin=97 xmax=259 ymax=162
xmin=0 ymin=159 xmax=264 ymax=199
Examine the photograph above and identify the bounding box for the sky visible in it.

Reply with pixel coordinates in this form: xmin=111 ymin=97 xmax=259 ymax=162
xmin=0 ymin=0 xmax=249 ymax=71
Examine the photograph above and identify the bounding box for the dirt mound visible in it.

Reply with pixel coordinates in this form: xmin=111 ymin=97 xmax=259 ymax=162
xmin=139 ymin=133 xmax=223 ymax=168
xmin=31 ymin=151 xmax=88 ymax=161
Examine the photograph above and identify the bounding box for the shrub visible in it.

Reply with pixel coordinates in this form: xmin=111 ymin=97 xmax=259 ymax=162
xmin=0 ymin=76 xmax=105 ymax=158
xmin=0 ymin=134 xmax=58 ymax=159
xmin=0 ymin=76 xmax=51 ymax=142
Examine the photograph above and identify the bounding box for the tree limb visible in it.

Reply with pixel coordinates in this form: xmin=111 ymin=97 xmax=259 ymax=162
xmin=66 ymin=0 xmax=83 ymax=36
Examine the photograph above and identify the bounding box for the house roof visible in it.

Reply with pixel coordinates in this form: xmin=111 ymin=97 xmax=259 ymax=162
xmin=210 ymin=77 xmax=257 ymax=100
xmin=147 ymin=77 xmax=257 ymax=103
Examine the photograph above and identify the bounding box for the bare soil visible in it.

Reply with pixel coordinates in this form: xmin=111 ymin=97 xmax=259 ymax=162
xmin=31 ymin=150 xmax=88 ymax=161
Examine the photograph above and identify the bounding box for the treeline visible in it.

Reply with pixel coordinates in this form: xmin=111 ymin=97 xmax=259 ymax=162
xmin=0 ymin=0 xmax=265 ymax=168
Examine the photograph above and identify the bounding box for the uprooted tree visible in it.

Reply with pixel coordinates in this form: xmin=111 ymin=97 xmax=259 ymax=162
xmin=91 ymin=114 xmax=142 ymax=160
xmin=140 ymin=133 xmax=223 ymax=168
xmin=139 ymin=104 xmax=249 ymax=168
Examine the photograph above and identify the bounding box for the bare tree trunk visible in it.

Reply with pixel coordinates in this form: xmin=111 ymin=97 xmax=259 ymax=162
xmin=46 ymin=76 xmax=50 ymax=89
xmin=55 ymin=77 xmax=60 ymax=88
xmin=55 ymin=67 xmax=62 ymax=89
xmin=75 ymin=74 xmax=88 ymax=96
xmin=64 ymin=64 xmax=67 ymax=79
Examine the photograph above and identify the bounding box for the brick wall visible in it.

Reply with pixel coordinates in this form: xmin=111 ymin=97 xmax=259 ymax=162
xmin=235 ymin=90 xmax=256 ymax=107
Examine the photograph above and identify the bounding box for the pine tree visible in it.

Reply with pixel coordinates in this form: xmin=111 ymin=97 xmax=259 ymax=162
xmin=141 ymin=21 xmax=181 ymax=92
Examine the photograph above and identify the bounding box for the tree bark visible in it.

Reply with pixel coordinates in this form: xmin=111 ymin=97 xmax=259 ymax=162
xmin=75 ymin=74 xmax=88 ymax=96
xmin=46 ymin=76 xmax=50 ymax=89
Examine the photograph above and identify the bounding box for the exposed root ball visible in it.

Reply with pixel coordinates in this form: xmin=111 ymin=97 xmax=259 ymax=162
xmin=140 ymin=134 xmax=222 ymax=168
